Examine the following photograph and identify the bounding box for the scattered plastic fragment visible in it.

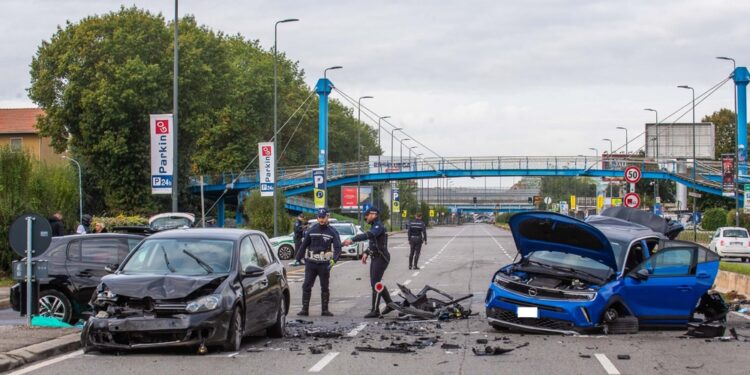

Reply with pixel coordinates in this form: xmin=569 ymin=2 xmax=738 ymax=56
xmin=472 ymin=346 xmax=514 ymax=356
xmin=617 ymin=354 xmax=630 ymax=360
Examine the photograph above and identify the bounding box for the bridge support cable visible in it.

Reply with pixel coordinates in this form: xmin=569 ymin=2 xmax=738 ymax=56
xmin=201 ymin=89 xmax=316 ymax=220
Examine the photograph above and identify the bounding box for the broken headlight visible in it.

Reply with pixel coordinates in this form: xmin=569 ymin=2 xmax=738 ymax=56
xmin=185 ymin=295 xmax=221 ymax=313
xmin=96 ymin=288 xmax=118 ymax=302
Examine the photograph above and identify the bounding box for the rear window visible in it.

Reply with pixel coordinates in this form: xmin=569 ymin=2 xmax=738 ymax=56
xmin=722 ymin=229 xmax=749 ymax=238
xmin=517 ymin=217 xmax=606 ymax=251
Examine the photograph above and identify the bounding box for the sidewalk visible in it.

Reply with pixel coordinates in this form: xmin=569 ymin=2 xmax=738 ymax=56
xmin=0 ymin=325 xmax=80 ymax=372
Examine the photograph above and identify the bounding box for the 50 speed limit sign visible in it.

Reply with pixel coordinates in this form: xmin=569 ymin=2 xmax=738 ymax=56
xmin=624 ymin=166 xmax=641 ymax=184
xmin=624 ymin=192 xmax=641 ymax=208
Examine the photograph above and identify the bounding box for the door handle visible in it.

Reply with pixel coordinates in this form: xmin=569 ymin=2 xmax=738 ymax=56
xmin=696 ymin=273 xmax=710 ymax=279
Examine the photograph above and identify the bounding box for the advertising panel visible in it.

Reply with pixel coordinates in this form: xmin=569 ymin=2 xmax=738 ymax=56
xmin=258 ymin=142 xmax=275 ymax=197
xmin=313 ymin=168 xmax=326 ymax=208
xmin=722 ymin=154 xmax=735 ymax=197
xmin=150 ymin=114 xmax=174 ymax=194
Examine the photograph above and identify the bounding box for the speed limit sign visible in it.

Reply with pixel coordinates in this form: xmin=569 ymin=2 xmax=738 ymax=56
xmin=624 ymin=192 xmax=641 ymax=208
xmin=624 ymin=166 xmax=641 ymax=184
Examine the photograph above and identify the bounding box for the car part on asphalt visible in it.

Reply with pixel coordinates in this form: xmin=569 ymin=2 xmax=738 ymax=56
xmin=472 ymin=346 xmax=514 ymax=356
xmin=385 ymin=283 xmax=473 ymax=321
xmin=309 ymin=343 xmax=333 ymax=354
xmin=355 ymin=343 xmax=415 ymax=354
xmin=617 ymin=354 xmax=631 ymax=360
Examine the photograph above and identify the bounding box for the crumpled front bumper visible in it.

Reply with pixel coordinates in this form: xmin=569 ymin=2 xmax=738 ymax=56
xmin=83 ymin=308 xmax=232 ymax=350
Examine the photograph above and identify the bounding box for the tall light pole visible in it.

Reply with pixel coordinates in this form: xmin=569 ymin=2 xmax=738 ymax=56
xmin=616 ymin=126 xmax=629 ymax=155
xmin=324 ymin=66 xmax=342 ymax=79
xmin=717 ymin=56 xmax=739 ymax=226
xmin=644 ymin=108 xmax=659 ymax=201
xmin=357 ymin=95 xmax=374 ymax=227
xmin=603 ymin=138 xmax=613 ymax=200
xmin=377 ymin=116 xmax=390 ymax=173
xmin=272 ymin=18 xmax=298 ymax=237
xmin=678 ymin=85 xmax=697 ymax=241
xmin=62 ymin=155 xmax=83 ymax=226
xmin=390 ymin=127 xmax=403 ymax=228
xmin=172 ymin=0 xmax=179 ymax=212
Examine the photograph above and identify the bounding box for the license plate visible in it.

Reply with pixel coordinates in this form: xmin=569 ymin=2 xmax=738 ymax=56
xmin=517 ymin=307 xmax=539 ymax=318
xmin=731 ymin=242 xmax=742 ymax=246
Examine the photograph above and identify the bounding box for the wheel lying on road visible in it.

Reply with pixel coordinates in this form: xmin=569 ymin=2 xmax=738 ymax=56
xmin=38 ymin=289 xmax=73 ymax=323
xmin=277 ymin=245 xmax=294 ymax=260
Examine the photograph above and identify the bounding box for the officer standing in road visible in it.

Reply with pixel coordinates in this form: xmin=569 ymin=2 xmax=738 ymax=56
xmin=295 ymin=208 xmax=342 ymax=317
xmin=407 ymin=212 xmax=427 ymax=270
xmin=291 ymin=213 xmax=307 ymax=266
xmin=343 ymin=207 xmax=395 ymax=318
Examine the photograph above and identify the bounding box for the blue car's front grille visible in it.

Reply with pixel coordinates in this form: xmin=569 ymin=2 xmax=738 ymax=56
xmin=488 ymin=307 xmax=575 ymax=331
xmin=496 ymin=278 xmax=594 ymax=301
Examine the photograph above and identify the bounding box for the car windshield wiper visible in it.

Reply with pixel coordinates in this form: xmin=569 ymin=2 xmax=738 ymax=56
xmin=547 ymin=264 xmax=606 ymax=281
xmin=160 ymin=246 xmax=176 ymax=273
xmin=182 ymin=249 xmax=214 ymax=273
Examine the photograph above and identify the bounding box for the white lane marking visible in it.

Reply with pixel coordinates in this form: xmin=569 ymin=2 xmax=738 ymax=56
xmin=481 ymin=225 xmax=513 ymax=260
xmin=731 ymin=311 xmax=750 ymax=320
xmin=403 ymin=279 xmax=412 ymax=285
xmin=594 ymin=354 xmax=621 ymax=375
xmin=412 ymin=271 xmax=419 ymax=277
xmin=347 ymin=323 xmax=368 ymax=337
xmin=7 ymin=349 xmax=83 ymax=375
xmin=309 ymin=352 xmax=340 ymax=372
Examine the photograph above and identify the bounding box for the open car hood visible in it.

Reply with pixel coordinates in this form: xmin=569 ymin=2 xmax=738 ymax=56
xmin=509 ymin=212 xmax=618 ymax=271
xmin=100 ymin=274 xmax=225 ymax=300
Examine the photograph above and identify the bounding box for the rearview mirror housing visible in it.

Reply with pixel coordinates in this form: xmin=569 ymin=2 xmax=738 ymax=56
xmin=631 ymin=268 xmax=650 ymax=281
xmin=243 ymin=264 xmax=264 ymax=278
xmin=104 ymin=264 xmax=118 ymax=273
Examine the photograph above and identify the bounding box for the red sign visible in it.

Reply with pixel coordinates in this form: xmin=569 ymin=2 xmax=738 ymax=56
xmin=624 ymin=192 xmax=641 ymax=208
xmin=624 ymin=166 xmax=641 ymax=184
xmin=261 ymin=145 xmax=272 ymax=156
xmin=341 ymin=186 xmax=358 ymax=208
xmin=155 ymin=119 xmax=170 ymax=134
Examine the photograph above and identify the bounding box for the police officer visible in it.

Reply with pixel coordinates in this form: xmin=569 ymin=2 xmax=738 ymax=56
xmin=291 ymin=213 xmax=307 ymax=266
xmin=407 ymin=212 xmax=427 ymax=270
xmin=295 ymin=208 xmax=341 ymax=317
xmin=343 ymin=207 xmax=395 ymax=318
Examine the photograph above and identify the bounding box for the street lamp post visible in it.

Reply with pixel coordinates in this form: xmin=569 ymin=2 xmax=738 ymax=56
xmin=357 ymin=95 xmax=374 ymax=227
xmin=603 ymin=138 xmax=613 ymax=200
xmin=172 ymin=0 xmax=179 ymax=213
xmin=678 ymin=85 xmax=697 ymax=241
xmin=644 ymin=108 xmax=659 ymax=200
xmin=377 ymin=116 xmax=390 ymax=173
xmin=616 ymin=127 xmax=629 ymax=155
xmin=62 ymin=155 xmax=83 ymax=227
xmin=272 ymin=17 xmax=299 ymax=237
xmin=390 ymin=127 xmax=403 ymax=228
xmin=717 ymin=56 xmax=739 ymax=226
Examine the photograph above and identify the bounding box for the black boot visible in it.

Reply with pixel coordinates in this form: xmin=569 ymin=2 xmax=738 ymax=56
xmin=364 ymin=291 xmax=380 ymax=318
xmin=379 ymin=286 xmax=395 ymax=316
xmin=321 ymin=291 xmax=333 ymax=316
xmin=297 ymin=291 xmax=310 ymax=316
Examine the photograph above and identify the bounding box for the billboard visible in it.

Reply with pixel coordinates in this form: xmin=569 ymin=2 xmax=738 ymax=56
xmin=341 ymin=185 xmax=373 ymax=213
xmin=258 ymin=142 xmax=275 ymax=197
xmin=645 ymin=123 xmax=715 ymax=159
xmin=313 ymin=168 xmax=326 ymax=208
xmin=368 ymin=156 xmax=414 ymax=174
xmin=722 ymin=154 xmax=735 ymax=197
xmin=150 ymin=114 xmax=173 ymax=194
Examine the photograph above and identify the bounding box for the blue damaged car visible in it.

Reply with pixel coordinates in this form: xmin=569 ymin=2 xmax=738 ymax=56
xmin=485 ymin=211 xmax=721 ymax=335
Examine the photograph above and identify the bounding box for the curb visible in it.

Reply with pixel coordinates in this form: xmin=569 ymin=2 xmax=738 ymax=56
xmin=0 ymin=333 xmax=80 ymax=373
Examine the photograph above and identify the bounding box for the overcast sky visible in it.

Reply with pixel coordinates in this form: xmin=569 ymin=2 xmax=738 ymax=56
xmin=2 ymin=1 xmax=749 ymax=187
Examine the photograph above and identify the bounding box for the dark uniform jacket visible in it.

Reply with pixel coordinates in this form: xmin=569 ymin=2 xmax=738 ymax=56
xmin=407 ymin=219 xmax=427 ymax=242
xmin=293 ymin=219 xmax=306 ymax=241
xmin=296 ymin=223 xmax=342 ymax=263
xmin=350 ymin=219 xmax=389 ymax=258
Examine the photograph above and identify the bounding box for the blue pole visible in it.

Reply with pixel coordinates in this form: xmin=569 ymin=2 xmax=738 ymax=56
xmin=217 ymin=197 xmax=225 ymax=228
xmin=734 ymin=67 xmax=749 ymax=175
xmin=315 ymin=78 xmax=333 ymax=208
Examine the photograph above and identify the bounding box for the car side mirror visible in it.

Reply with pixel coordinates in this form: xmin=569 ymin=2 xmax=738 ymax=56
xmin=243 ymin=264 xmax=264 ymax=278
xmin=104 ymin=264 xmax=118 ymax=273
xmin=631 ymin=268 xmax=650 ymax=281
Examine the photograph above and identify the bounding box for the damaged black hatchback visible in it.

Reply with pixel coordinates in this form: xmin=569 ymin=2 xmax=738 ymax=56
xmin=82 ymin=229 xmax=289 ymax=353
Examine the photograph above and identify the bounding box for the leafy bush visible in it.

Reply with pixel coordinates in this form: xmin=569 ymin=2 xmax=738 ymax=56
xmin=726 ymin=209 xmax=750 ymax=230
xmin=702 ymin=208 xmax=728 ymax=231
xmin=243 ymin=189 xmax=290 ymax=237
xmin=91 ymin=215 xmax=149 ymax=231
xmin=495 ymin=212 xmax=516 ymax=224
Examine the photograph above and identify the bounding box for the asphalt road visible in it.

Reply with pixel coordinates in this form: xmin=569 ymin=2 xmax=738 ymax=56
xmin=5 ymin=224 xmax=750 ymax=375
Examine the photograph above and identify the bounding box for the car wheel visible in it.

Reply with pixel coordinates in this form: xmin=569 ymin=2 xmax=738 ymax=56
xmin=38 ymin=290 xmax=73 ymax=323
xmin=267 ymin=296 xmax=286 ymax=338
xmin=605 ymin=315 xmax=639 ymax=335
xmin=277 ymin=245 xmax=294 ymax=260
xmin=223 ymin=307 xmax=243 ymax=352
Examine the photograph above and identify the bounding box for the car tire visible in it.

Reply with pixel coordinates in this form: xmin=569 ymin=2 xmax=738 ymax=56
xmin=38 ymin=290 xmax=73 ymax=323
xmin=267 ymin=297 xmax=286 ymax=338
xmin=223 ymin=307 xmax=243 ymax=352
xmin=605 ymin=316 xmax=639 ymax=335
xmin=277 ymin=245 xmax=294 ymax=260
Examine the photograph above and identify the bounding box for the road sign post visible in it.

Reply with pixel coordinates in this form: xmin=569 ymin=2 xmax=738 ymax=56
xmin=9 ymin=213 xmax=52 ymax=326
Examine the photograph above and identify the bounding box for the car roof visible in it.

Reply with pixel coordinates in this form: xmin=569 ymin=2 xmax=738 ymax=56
xmin=51 ymin=233 xmax=145 ymax=243
xmin=145 ymin=228 xmax=265 ymax=241
xmin=586 ymin=216 xmax=665 ymax=243
xmin=718 ymin=227 xmax=748 ymax=231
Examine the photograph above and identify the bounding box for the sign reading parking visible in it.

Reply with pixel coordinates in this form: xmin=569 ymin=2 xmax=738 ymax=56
xmin=624 ymin=192 xmax=641 ymax=208
xmin=258 ymin=142 xmax=275 ymax=197
xmin=624 ymin=166 xmax=641 ymax=184
xmin=150 ymin=114 xmax=174 ymax=194
xmin=312 ymin=168 xmax=326 ymax=208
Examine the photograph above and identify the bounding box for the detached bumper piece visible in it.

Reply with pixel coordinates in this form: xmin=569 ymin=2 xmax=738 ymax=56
xmin=386 ymin=283 xmax=473 ymax=320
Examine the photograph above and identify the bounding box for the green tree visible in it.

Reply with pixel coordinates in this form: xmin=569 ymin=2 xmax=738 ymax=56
xmin=702 ymin=108 xmax=736 ymax=159
xmin=702 ymin=208 xmax=728 ymax=231
xmin=243 ymin=189 xmax=290 ymax=236
xmin=540 ymin=176 xmax=596 ymax=203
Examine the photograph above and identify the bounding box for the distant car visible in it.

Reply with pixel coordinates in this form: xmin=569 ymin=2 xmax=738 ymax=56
xmin=270 ymin=219 xmax=364 ymax=260
xmin=82 ymin=228 xmax=289 ymax=353
xmin=485 ymin=212 xmax=720 ymax=335
xmin=10 ymin=234 xmax=145 ymax=323
xmin=709 ymin=227 xmax=750 ymax=262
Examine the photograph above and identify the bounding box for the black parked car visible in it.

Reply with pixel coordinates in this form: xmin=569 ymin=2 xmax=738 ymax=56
xmin=82 ymin=228 xmax=290 ymax=353
xmin=10 ymin=234 xmax=145 ymax=323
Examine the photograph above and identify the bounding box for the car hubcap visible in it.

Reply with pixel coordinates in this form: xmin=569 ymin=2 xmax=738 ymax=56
xmin=604 ymin=308 xmax=618 ymax=322
xmin=39 ymin=295 xmax=65 ymax=320
xmin=279 ymin=246 xmax=292 ymax=259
